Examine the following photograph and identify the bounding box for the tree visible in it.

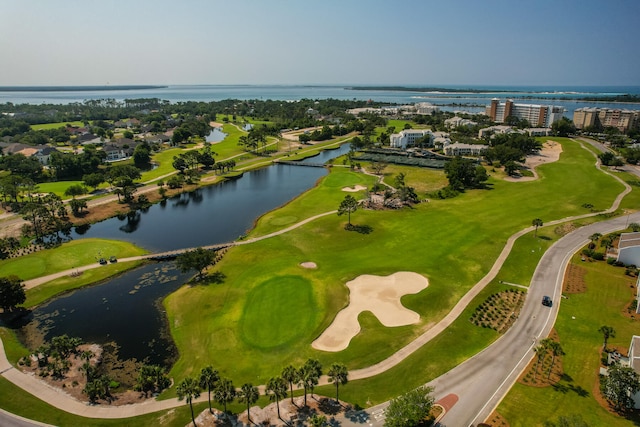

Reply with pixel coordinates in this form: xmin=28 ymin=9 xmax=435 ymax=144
xmin=532 ymin=218 xmax=543 ymax=238
xmin=238 ymin=383 xmax=259 ymax=422
xmin=298 ymin=359 xmax=322 ymax=406
xmin=135 ymin=364 xmax=170 ymax=397
xmin=82 ymin=172 xmax=105 ymax=191
xmin=107 ymin=164 xmax=141 ymax=203
xmin=69 ymin=198 xmax=88 ymax=216
xmin=599 ymin=325 xmax=616 ymax=350
xmin=266 ymin=376 xmax=288 ymax=420
xmin=444 ymin=156 xmax=488 ymax=191
xmin=551 ymin=117 xmax=576 ymax=137
xmin=199 ymin=366 xmax=219 ymax=414
xmin=214 ymin=377 xmax=236 ymax=418
xmin=384 ymin=386 xmax=435 ymax=427
xmin=177 ymin=377 xmax=201 ymax=427
xmin=282 ymin=364 xmax=298 ymax=404
xmin=21 ymin=193 xmax=71 ymax=241
xmin=327 ymin=362 xmax=348 ymax=403
xmin=64 ymin=184 xmax=86 ymax=199
xmin=601 ymin=363 xmax=640 ymax=411
xmin=533 ymin=339 xmax=551 ymax=381
xmin=547 ymin=341 xmax=565 ymax=379
xmin=0 ymin=275 xmax=26 ymax=311
xmin=132 ymin=143 xmax=152 ymax=168
xmin=370 ymin=160 xmax=388 ymax=175
xmin=337 ymin=194 xmax=358 ymax=227
xmin=175 ymin=247 xmax=216 ymax=280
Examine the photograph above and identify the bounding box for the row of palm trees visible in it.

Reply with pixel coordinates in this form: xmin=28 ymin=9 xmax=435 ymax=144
xmin=176 ymin=359 xmax=349 ymax=427
xmin=533 ymin=338 xmax=565 ymax=381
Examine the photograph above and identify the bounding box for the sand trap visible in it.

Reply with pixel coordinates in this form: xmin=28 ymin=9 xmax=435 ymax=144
xmin=342 ymin=185 xmax=367 ymax=192
xmin=300 ymin=261 xmax=317 ymax=269
xmin=504 ymin=140 xmax=562 ymax=182
xmin=312 ymin=272 xmax=428 ymax=352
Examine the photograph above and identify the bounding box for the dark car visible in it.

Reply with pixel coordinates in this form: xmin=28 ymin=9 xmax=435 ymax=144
xmin=98 ymin=258 xmax=107 ymax=265
xmin=109 ymin=256 xmax=117 ymax=263
xmin=542 ymin=295 xmax=553 ymax=307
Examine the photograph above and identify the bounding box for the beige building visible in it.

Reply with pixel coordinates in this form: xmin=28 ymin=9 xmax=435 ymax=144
xmin=573 ymin=107 xmax=640 ymax=133
xmin=486 ymin=99 xmax=564 ymax=127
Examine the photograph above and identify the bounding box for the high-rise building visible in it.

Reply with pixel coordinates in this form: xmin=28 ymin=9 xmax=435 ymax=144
xmin=573 ymin=107 xmax=640 ymax=133
xmin=485 ymin=99 xmax=564 ymax=128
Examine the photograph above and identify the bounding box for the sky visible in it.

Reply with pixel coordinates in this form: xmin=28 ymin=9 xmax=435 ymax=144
xmin=1 ymin=0 xmax=639 ymax=87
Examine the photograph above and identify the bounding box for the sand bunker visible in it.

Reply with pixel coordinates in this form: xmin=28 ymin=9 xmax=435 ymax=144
xmin=312 ymin=272 xmax=428 ymax=352
xmin=300 ymin=262 xmax=317 ymax=269
xmin=342 ymin=185 xmax=367 ymax=192
xmin=505 ymin=140 xmax=562 ymax=182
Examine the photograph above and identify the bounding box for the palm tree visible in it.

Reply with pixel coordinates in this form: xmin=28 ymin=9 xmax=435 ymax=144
xmin=532 ymin=218 xmax=543 ymax=238
xmin=281 ymin=365 xmax=298 ymax=404
xmin=213 ymin=377 xmax=236 ymax=419
xmin=599 ymin=325 xmax=616 ymax=350
xmin=177 ymin=377 xmax=201 ymax=427
xmin=533 ymin=339 xmax=551 ymax=381
xmin=299 ymin=359 xmax=322 ymax=406
xmin=238 ymin=383 xmax=259 ymax=423
xmin=327 ymin=362 xmax=349 ymax=403
xmin=266 ymin=376 xmax=288 ymax=420
xmin=199 ymin=366 xmax=219 ymax=414
xmin=547 ymin=341 xmax=565 ymax=379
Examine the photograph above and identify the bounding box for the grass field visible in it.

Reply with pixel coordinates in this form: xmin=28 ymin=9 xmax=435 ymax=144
xmin=31 ymin=121 xmax=84 ymax=131
xmin=164 ymin=137 xmax=627 ymax=387
xmin=0 ymin=137 xmax=635 ymax=425
xmin=0 ymin=239 xmax=147 ymax=281
xmin=497 ymin=253 xmax=640 ymax=426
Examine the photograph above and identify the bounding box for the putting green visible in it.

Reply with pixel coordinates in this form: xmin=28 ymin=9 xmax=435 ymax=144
xmin=240 ymin=275 xmax=317 ymax=349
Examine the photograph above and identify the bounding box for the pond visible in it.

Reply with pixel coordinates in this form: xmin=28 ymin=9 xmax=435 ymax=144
xmin=205 ymin=126 xmax=227 ymax=143
xmin=21 ymin=143 xmax=353 ymax=367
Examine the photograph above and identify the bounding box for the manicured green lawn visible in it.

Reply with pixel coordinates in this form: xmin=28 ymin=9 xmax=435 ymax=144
xmin=240 ymin=275 xmax=318 ymax=349
xmin=497 ymin=253 xmax=640 ymax=426
xmin=31 ymin=121 xmax=84 ymax=131
xmin=165 ymin=138 xmax=626 ymax=387
xmin=0 ymin=239 xmax=147 ymax=281
xmin=0 ymin=137 xmax=635 ymax=424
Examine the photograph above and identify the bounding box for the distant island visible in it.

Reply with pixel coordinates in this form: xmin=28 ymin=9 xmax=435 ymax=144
xmin=347 ymin=86 xmax=509 ymax=93
xmin=346 ymin=86 xmax=640 ymax=103
xmin=0 ymin=85 xmax=167 ymax=92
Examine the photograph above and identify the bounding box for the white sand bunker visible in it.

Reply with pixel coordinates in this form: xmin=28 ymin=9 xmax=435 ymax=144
xmin=342 ymin=185 xmax=367 ymax=192
xmin=312 ymin=271 xmax=428 ymax=352
xmin=505 ymin=140 xmax=563 ymax=182
xmin=300 ymin=262 xmax=317 ymax=269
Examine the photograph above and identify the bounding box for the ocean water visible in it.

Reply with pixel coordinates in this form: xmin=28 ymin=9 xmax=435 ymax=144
xmin=1 ymin=84 xmax=639 ymax=116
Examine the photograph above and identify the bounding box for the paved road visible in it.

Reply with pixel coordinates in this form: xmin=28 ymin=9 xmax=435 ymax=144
xmin=336 ymin=212 xmax=640 ymax=427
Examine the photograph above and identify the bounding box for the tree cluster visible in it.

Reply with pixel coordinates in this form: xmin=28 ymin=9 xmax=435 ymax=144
xmin=443 ymin=156 xmax=488 ymax=192
xmin=0 ymin=275 xmax=26 ymax=311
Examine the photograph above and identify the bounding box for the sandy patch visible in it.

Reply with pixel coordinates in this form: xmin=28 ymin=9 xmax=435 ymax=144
xmin=209 ymin=121 xmax=224 ymax=128
xmin=300 ymin=261 xmax=317 ymax=269
xmin=342 ymin=185 xmax=367 ymax=192
xmin=312 ymin=272 xmax=428 ymax=352
xmin=504 ymin=140 xmax=562 ymax=182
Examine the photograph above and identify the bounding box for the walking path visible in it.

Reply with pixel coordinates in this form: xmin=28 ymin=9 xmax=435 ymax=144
xmin=0 ymin=139 xmax=634 ymax=421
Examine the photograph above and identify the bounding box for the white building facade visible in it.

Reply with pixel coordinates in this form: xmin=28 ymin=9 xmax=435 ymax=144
xmin=389 ymin=129 xmax=434 ymax=149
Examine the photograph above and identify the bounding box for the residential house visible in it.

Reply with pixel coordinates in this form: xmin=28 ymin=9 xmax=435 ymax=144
xmin=144 ymin=134 xmax=171 ymax=144
xmin=31 ymin=146 xmax=59 ymax=165
xmin=102 ymin=138 xmax=141 ymax=161
xmin=76 ymin=133 xmax=103 ymax=145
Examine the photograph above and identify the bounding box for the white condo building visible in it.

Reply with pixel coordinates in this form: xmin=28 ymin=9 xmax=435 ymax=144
xmin=389 ymin=129 xmax=434 ymax=149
